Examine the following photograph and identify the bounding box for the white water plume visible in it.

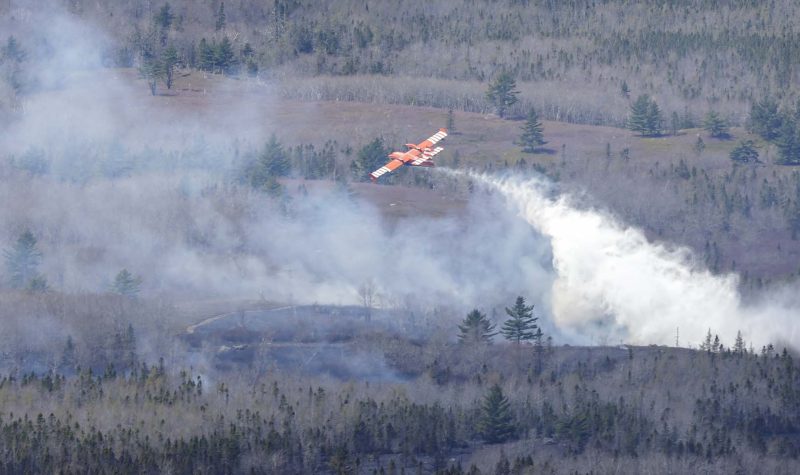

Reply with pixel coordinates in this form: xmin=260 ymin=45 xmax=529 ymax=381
xmin=452 ymin=170 xmax=799 ymax=348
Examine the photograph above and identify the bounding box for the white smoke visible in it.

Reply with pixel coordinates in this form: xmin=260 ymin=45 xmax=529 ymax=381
xmin=461 ymin=171 xmax=800 ymax=348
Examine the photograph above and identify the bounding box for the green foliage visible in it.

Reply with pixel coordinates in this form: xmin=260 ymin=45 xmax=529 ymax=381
xmin=748 ymin=96 xmax=783 ymax=141
xmin=730 ymin=139 xmax=759 ymax=163
xmin=154 ymin=3 xmax=174 ymax=30
xmin=501 ymin=296 xmax=538 ymax=344
xmin=112 ymin=269 xmax=142 ymax=297
xmin=457 ymin=309 xmax=497 ymax=344
xmin=775 ymin=109 xmax=800 ymax=165
xmin=486 ymin=71 xmax=519 ymax=118
xmin=4 ymin=229 xmax=43 ymax=289
xmin=161 ymin=45 xmax=178 ymax=88
xmin=479 ymin=384 xmax=515 ymax=444
xmin=243 ymin=135 xmax=291 ymax=194
xmin=351 ymin=137 xmax=390 ymax=182
xmin=693 ymin=136 xmax=706 ymax=155
xmin=620 ymin=80 xmax=630 ymax=98
xmin=628 ymin=95 xmax=662 ymax=136
xmin=215 ymin=2 xmax=226 ymax=31
xmin=518 ymin=108 xmax=546 ymax=152
xmin=703 ymin=110 xmax=729 ymax=138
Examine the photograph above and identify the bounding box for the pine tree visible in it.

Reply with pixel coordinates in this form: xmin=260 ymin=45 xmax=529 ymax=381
xmin=734 ymin=331 xmax=746 ymax=354
xmin=518 ymin=108 xmax=546 ymax=152
xmin=628 ymin=94 xmax=661 ymax=136
xmin=215 ymin=2 xmax=226 ymax=31
xmin=703 ymin=111 xmax=729 ymax=138
xmin=198 ymin=38 xmax=215 ymax=71
xmin=700 ymin=328 xmax=713 ymax=351
xmin=162 ymin=46 xmax=178 ymax=88
xmin=4 ymin=229 xmax=43 ymax=289
xmin=775 ymin=113 xmax=800 ymax=165
xmin=351 ymin=137 xmax=390 ymax=182
xmin=501 ymin=296 xmax=538 ymax=344
xmin=215 ymin=37 xmax=236 ymax=74
xmin=479 ymin=384 xmax=515 ymax=444
xmin=747 ymin=96 xmax=783 ymax=141
xmin=458 ymin=309 xmax=497 ymax=344
xmin=154 ymin=3 xmax=174 ymax=30
xmin=446 ymin=108 xmax=455 ymax=134
xmin=730 ymin=140 xmax=759 ymax=163
xmin=486 ymin=71 xmax=519 ymax=118
xmin=620 ymin=80 xmax=630 ymax=98
xmin=112 ymin=269 xmax=142 ymax=297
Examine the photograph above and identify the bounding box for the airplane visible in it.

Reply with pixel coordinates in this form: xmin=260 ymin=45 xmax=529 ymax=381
xmin=369 ymin=128 xmax=448 ymax=181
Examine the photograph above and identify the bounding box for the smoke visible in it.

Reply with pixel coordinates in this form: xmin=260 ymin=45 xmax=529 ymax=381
xmin=460 ymin=170 xmax=800 ymax=348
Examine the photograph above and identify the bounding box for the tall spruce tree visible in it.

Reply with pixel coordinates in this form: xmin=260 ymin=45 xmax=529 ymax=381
xmin=4 ymin=229 xmax=43 ymax=289
xmin=479 ymin=384 xmax=515 ymax=443
xmin=486 ymin=71 xmax=519 ymax=118
xmin=112 ymin=269 xmax=142 ymax=297
xmin=351 ymin=137 xmax=390 ymax=182
xmin=730 ymin=140 xmax=759 ymax=163
xmin=518 ymin=108 xmax=546 ymax=152
xmin=501 ymin=296 xmax=538 ymax=344
xmin=703 ymin=110 xmax=729 ymax=138
xmin=458 ymin=309 xmax=497 ymax=344
xmin=747 ymin=96 xmax=783 ymax=141
xmin=628 ymin=94 xmax=661 ymax=136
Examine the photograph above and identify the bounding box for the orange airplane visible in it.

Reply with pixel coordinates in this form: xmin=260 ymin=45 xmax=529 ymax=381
xmin=369 ymin=128 xmax=448 ymax=181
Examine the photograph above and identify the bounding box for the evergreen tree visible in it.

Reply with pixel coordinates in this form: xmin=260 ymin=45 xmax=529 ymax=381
xmin=518 ymin=108 xmax=546 ymax=152
xmin=458 ymin=309 xmax=497 ymax=344
xmin=198 ymin=38 xmax=215 ymax=71
xmin=139 ymin=48 xmax=162 ymax=95
xmin=700 ymin=328 xmax=713 ymax=351
xmin=161 ymin=46 xmax=178 ymax=89
xmin=446 ymin=108 xmax=455 ymax=133
xmin=215 ymin=37 xmax=236 ymax=74
xmin=747 ymin=96 xmax=783 ymax=141
xmin=775 ymin=113 xmax=800 ymax=165
xmin=628 ymin=95 xmax=661 ymax=136
xmin=479 ymin=384 xmax=515 ymax=444
xmin=351 ymin=137 xmax=390 ymax=182
xmin=693 ymin=136 xmax=706 ymax=155
xmin=244 ymin=135 xmax=291 ymax=189
xmin=154 ymin=3 xmax=174 ymax=30
xmin=215 ymin=2 xmax=226 ymax=31
xmin=703 ymin=111 xmax=729 ymax=138
xmin=734 ymin=330 xmax=746 ymax=354
xmin=730 ymin=139 xmax=759 ymax=163
xmin=4 ymin=229 xmax=43 ymax=289
xmin=501 ymin=296 xmax=538 ymax=344
xmin=112 ymin=269 xmax=142 ymax=297
xmin=486 ymin=71 xmax=519 ymax=118
xmin=620 ymin=80 xmax=630 ymax=98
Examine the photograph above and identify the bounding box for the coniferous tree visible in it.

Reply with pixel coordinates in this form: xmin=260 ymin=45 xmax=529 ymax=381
xmin=4 ymin=229 xmax=43 ymax=289
xmin=198 ymin=38 xmax=215 ymax=71
xmin=501 ymin=296 xmax=538 ymax=344
xmin=458 ymin=309 xmax=497 ymax=344
xmin=518 ymin=108 xmax=546 ymax=152
xmin=730 ymin=140 xmax=759 ymax=163
xmin=446 ymin=108 xmax=455 ymax=133
xmin=479 ymin=384 xmax=515 ymax=444
xmin=486 ymin=71 xmax=519 ymax=118
xmin=215 ymin=2 xmax=226 ymax=31
xmin=703 ymin=111 xmax=729 ymax=138
xmin=628 ymin=95 xmax=661 ymax=136
xmin=620 ymin=80 xmax=630 ymax=98
xmin=747 ymin=96 xmax=783 ymax=141
xmin=351 ymin=137 xmax=390 ymax=182
xmin=775 ymin=111 xmax=800 ymax=164
xmin=112 ymin=269 xmax=142 ymax=297
xmin=161 ymin=46 xmax=178 ymax=88
xmin=154 ymin=3 xmax=174 ymax=30
xmin=215 ymin=37 xmax=236 ymax=74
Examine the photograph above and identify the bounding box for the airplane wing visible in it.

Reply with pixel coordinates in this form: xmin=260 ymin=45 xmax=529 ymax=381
xmin=369 ymin=158 xmax=405 ymax=181
xmin=416 ymin=128 xmax=448 ymax=150
xmin=410 ymin=146 xmax=444 ymax=166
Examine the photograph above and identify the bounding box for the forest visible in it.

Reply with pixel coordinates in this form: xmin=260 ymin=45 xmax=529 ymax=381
xmin=2 ymin=0 xmax=800 ymax=473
